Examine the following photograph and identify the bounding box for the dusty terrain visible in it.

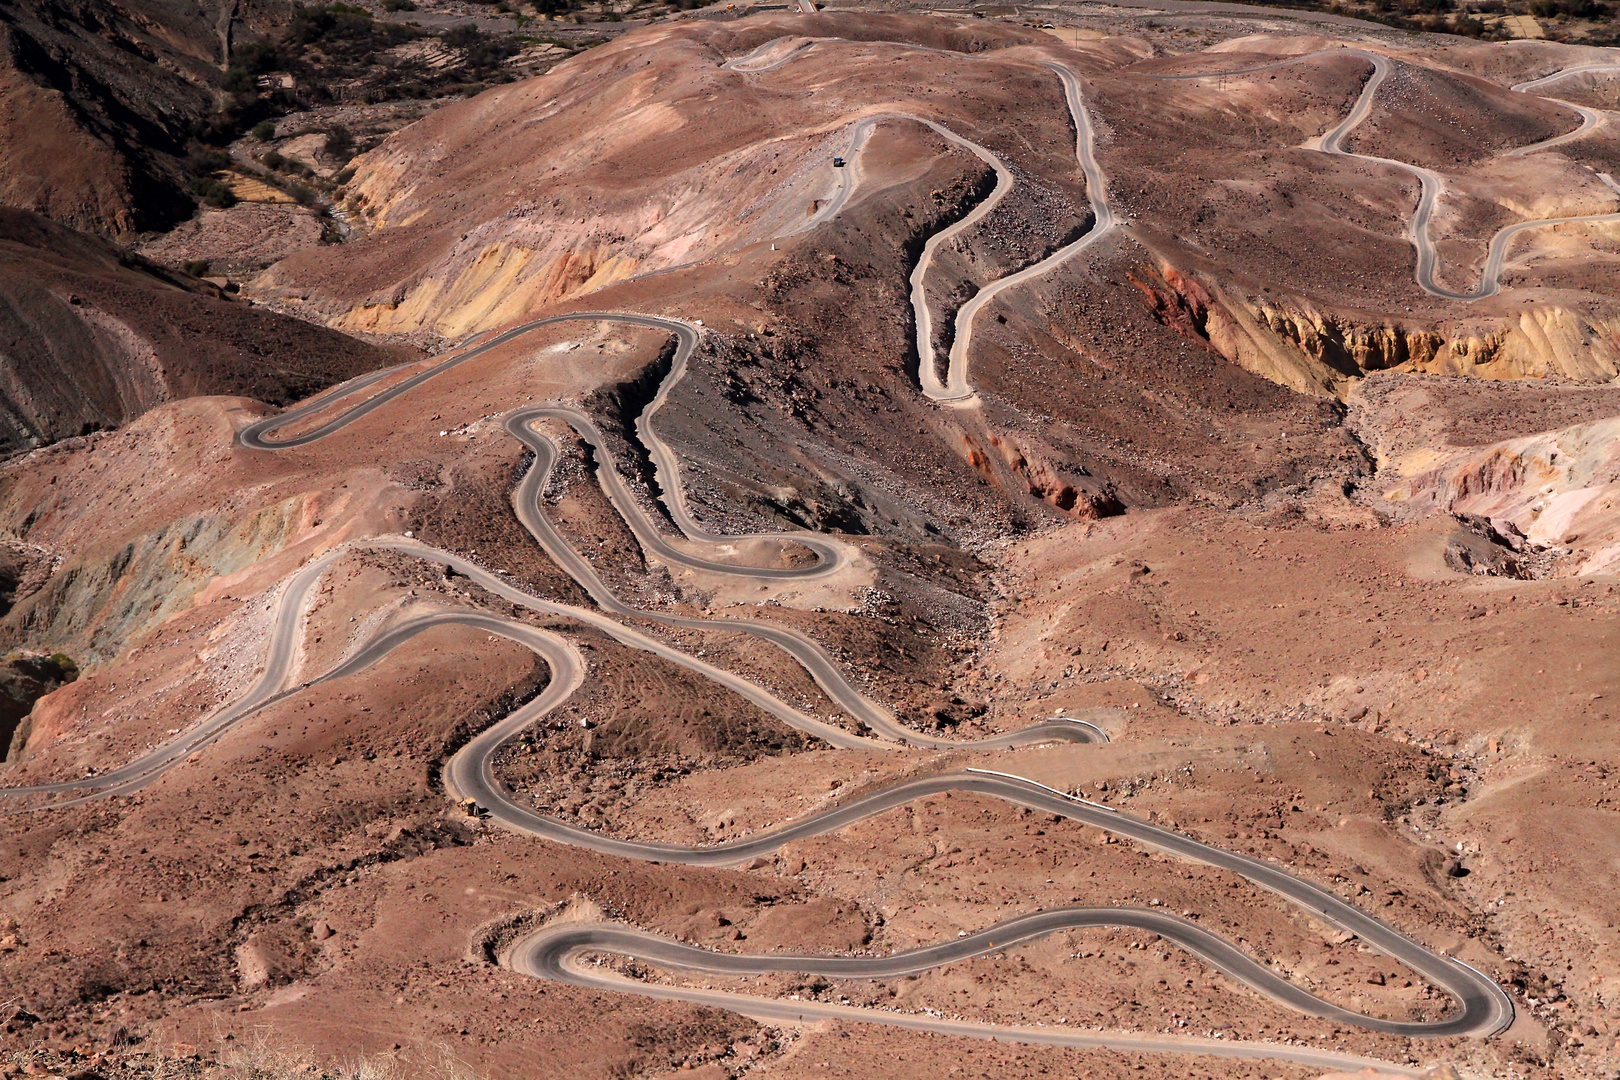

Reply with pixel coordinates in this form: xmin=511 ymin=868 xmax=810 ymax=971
xmin=2 ymin=3 xmax=1620 ymax=1080
xmin=0 ymin=208 xmax=417 ymax=454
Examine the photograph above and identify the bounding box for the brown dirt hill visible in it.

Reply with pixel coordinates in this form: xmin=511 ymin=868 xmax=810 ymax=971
xmin=262 ymin=19 xmax=1620 ymax=400
xmin=256 ymin=13 xmax=1369 ymax=530
xmin=255 ymin=13 xmax=1064 ymax=338
xmin=0 ymin=208 xmax=414 ymax=454
xmin=0 ymin=0 xmax=238 ymax=234
xmin=1094 ymin=38 xmax=1620 ymax=393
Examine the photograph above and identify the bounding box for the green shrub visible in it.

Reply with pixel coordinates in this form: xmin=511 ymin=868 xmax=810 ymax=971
xmin=288 ymin=4 xmax=375 ymax=45
xmin=335 ymin=166 xmax=357 ymax=185
xmin=183 ymin=259 xmax=212 ymax=277
xmin=236 ymin=42 xmax=281 ymax=73
xmin=223 ymin=66 xmax=258 ymax=94
xmin=324 ymin=125 xmax=355 ymax=158
xmin=252 ymin=119 xmax=278 ymax=140
xmin=186 ymin=146 xmax=232 ymax=175
xmin=223 ymin=42 xmax=281 ymax=94
xmin=444 ymin=24 xmax=519 ymax=67
xmin=188 ymin=176 xmax=240 ymax=208
xmin=1530 ymin=0 xmax=1607 ymax=14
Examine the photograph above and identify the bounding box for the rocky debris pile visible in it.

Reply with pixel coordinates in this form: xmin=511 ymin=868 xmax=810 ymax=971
xmin=0 ymin=651 xmax=78 ymax=761
xmin=1443 ymin=512 xmax=1567 ymax=578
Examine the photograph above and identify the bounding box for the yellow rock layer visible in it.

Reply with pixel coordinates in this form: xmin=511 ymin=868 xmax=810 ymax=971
xmin=335 ymin=240 xmax=641 ymax=339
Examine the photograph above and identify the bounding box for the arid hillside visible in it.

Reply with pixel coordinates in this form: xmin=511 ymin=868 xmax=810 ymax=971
xmin=0 ymin=0 xmax=239 ymax=234
xmin=0 ymin=208 xmax=414 ymax=453
xmin=0 ymin=0 xmax=637 ymax=239
xmin=265 ymin=15 xmax=1620 ymax=390
xmin=0 ymin=6 xmax=1618 ymax=1080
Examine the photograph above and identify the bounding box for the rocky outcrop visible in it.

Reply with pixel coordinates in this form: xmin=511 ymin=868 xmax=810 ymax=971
xmin=0 ymin=650 xmax=76 ymax=760
xmin=0 ymin=0 xmax=226 ymax=235
xmin=1385 ymin=415 xmax=1620 ymax=575
xmin=1130 ymin=260 xmax=1620 ymax=397
xmin=1 ymin=492 xmax=321 ymax=665
xmin=966 ymin=431 xmax=1122 ymax=520
xmin=331 ymin=236 xmax=644 ymax=340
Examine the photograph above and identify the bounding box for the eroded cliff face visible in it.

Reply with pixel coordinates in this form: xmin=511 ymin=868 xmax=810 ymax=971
xmin=0 ymin=387 xmax=412 ymax=672
xmin=1384 ymin=416 xmax=1620 ymax=576
xmin=0 ymin=0 xmax=232 ymax=235
xmin=1130 ymin=260 xmax=1620 ymax=397
xmin=1130 ymin=258 xmax=1620 ymax=573
xmin=963 ymin=430 xmax=1122 ymax=520
xmin=330 ymin=234 xmax=649 ymax=340
xmin=0 ymin=493 xmax=326 ymax=665
xmin=0 ymin=651 xmax=76 ymax=761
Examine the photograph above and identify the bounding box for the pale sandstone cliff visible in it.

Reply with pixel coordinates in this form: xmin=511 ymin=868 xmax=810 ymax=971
xmin=1134 ymin=259 xmax=1620 ymax=397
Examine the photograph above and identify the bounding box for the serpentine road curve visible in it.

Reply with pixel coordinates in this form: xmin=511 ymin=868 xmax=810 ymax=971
xmin=510 ymin=946 xmax=1431 ymax=1075
xmin=506 ymin=406 xmax=1105 ymax=751
xmin=498 ymin=765 xmax=1513 ymax=1038
xmin=721 ymin=41 xmax=1117 ymax=405
xmin=3 ymin=38 xmax=1525 ymax=1073
xmin=4 ymin=527 xmax=1509 ymax=1057
xmin=934 ymin=61 xmax=1117 ymax=405
xmin=238 ymin=313 xmax=846 ymax=577
xmin=243 ymin=303 xmax=1104 ymax=751
xmin=1505 ymin=64 xmax=1619 ymax=155
xmin=1144 ymin=49 xmax=1620 ymax=300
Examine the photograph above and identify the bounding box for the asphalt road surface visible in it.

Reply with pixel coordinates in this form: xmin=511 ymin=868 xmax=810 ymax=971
xmin=724 ymin=43 xmax=1115 ymax=407
xmin=499 ymin=766 xmax=1514 ymax=1037
xmin=938 ymin=62 xmax=1118 ymax=405
xmin=0 ymin=549 xmax=347 ymax=807
xmin=508 ymin=405 xmax=1112 ymax=750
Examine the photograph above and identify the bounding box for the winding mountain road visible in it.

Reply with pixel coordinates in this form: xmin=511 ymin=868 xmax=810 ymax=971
xmin=906 ymin=121 xmax=1017 ymax=405
xmin=1145 ymin=48 xmax=1620 ymax=300
xmin=504 ymin=402 xmax=1106 ymax=750
xmin=512 ymin=946 xmax=1435 ymax=1076
xmin=240 ymin=302 xmax=1104 ymax=751
xmin=1512 ymin=61 xmax=1620 ymax=94
xmin=498 ymin=766 xmax=1512 ymax=1039
xmin=5 ymin=309 xmax=1514 ymax=1068
xmin=723 ymin=42 xmax=1118 ymax=407
xmin=1506 ymin=63 xmax=1619 ymax=154
xmin=932 ymin=61 xmax=1117 ymax=405
xmin=0 ymin=549 xmax=347 ymax=808
xmin=1 ymin=32 xmax=1534 ymax=1073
